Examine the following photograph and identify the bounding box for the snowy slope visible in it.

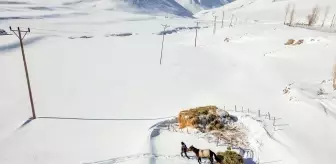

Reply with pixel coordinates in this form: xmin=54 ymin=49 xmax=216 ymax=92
xmin=197 ymin=0 xmax=336 ymax=23
xmin=176 ymin=0 xmax=233 ymax=13
xmin=1 ymin=0 xmax=336 ymax=164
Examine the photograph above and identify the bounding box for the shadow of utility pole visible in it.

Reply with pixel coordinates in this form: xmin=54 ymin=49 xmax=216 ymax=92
xmin=37 ymin=116 xmax=175 ymax=121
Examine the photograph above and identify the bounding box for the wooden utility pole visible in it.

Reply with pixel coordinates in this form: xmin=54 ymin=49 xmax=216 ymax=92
xmin=160 ymin=24 xmax=169 ymax=65
xmin=195 ymin=21 xmax=199 ymax=47
xmin=213 ymin=15 xmax=218 ymax=35
xmin=221 ymin=11 xmax=225 ymax=28
xmin=9 ymin=26 xmax=36 ymax=119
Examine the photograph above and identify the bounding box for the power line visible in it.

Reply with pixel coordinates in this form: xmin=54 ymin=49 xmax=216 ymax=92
xmin=24 ymin=27 xmax=94 ymax=34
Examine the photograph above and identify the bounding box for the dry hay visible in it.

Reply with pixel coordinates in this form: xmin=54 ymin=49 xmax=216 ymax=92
xmin=293 ymin=39 xmax=304 ymax=45
xmin=178 ymin=105 xmax=218 ymax=129
xmin=211 ymin=126 xmax=249 ymax=149
xmin=284 ymin=39 xmax=304 ymax=45
xmin=284 ymin=39 xmax=295 ymax=45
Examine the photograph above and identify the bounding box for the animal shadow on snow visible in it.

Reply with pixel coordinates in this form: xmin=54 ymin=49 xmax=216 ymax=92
xmin=244 ymin=158 xmax=256 ymax=164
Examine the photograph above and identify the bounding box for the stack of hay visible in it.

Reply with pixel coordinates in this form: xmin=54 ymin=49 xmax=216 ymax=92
xmin=178 ymin=105 xmax=233 ymax=132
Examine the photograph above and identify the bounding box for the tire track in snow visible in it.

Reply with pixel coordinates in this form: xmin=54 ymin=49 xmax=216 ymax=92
xmin=82 ymin=153 xmax=199 ymax=164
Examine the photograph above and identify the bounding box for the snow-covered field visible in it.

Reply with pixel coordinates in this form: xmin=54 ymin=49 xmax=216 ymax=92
xmin=1 ymin=0 xmax=336 ymax=164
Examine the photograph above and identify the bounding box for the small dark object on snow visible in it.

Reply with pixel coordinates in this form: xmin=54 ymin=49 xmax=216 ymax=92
xmin=80 ymin=35 xmax=93 ymax=39
xmin=0 ymin=29 xmax=8 ymax=35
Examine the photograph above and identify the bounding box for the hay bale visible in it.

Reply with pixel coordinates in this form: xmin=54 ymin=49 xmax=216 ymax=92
xmin=178 ymin=106 xmax=218 ymax=128
xmin=294 ymin=39 xmax=304 ymax=45
xmin=284 ymin=39 xmax=295 ymax=45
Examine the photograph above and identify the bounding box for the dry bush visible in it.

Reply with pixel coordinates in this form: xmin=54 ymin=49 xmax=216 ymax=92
xmin=283 ymin=87 xmax=290 ymax=94
xmin=224 ymin=37 xmax=230 ymax=42
xmin=307 ymin=5 xmax=320 ymax=26
xmin=317 ymin=88 xmax=325 ymax=95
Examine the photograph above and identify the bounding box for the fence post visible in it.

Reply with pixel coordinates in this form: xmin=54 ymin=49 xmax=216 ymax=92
xmin=248 ymin=108 xmax=250 ymax=113
xmin=268 ymin=112 xmax=271 ymax=120
xmin=273 ymin=117 xmax=276 ymax=126
xmin=235 ymin=105 xmax=237 ymax=112
xmin=168 ymin=120 xmax=170 ymax=131
xmin=242 ymin=106 xmax=244 ymax=112
xmin=258 ymin=110 xmax=260 ymax=117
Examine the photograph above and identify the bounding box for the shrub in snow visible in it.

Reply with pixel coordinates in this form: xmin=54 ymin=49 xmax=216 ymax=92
xmin=0 ymin=29 xmax=7 ymax=35
xmin=283 ymin=86 xmax=290 ymax=94
xmin=217 ymin=148 xmax=243 ymax=164
xmin=317 ymin=88 xmax=325 ymax=95
xmin=224 ymin=37 xmax=230 ymax=42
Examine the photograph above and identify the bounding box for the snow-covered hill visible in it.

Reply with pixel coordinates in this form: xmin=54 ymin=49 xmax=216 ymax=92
xmin=0 ymin=0 xmax=232 ymax=18
xmin=1 ymin=0 xmax=336 ymax=164
xmin=176 ymin=0 xmax=233 ymax=13
xmin=197 ymin=0 xmax=336 ymax=23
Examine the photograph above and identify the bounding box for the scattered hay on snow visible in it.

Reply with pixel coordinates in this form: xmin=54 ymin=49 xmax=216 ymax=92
xmin=284 ymin=39 xmax=304 ymax=45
